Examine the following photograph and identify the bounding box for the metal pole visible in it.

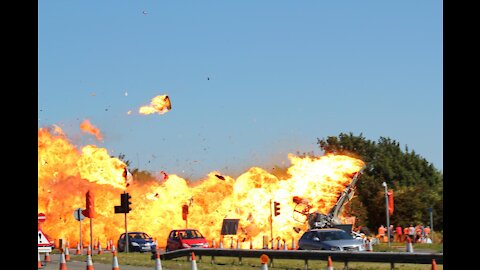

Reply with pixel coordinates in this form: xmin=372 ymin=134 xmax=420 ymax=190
xmin=90 ymin=218 xmax=93 ymax=253
xmin=383 ymin=182 xmax=391 ymax=247
xmin=270 ymin=199 xmax=273 ymax=249
xmin=125 ymin=212 xmax=129 ymax=252
xmin=78 ymin=209 xmax=83 ymax=255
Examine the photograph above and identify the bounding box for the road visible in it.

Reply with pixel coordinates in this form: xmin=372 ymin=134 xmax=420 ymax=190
xmin=40 ymin=252 xmax=164 ymax=270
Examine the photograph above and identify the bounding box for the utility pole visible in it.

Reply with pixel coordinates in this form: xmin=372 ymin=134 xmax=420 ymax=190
xmin=382 ymin=181 xmax=391 ymax=247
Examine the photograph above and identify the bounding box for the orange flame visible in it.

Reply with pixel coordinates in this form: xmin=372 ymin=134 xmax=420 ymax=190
xmin=38 ymin=125 xmax=365 ymax=249
xmin=139 ymin=95 xmax=171 ymax=115
xmin=80 ymin=119 xmax=103 ymax=141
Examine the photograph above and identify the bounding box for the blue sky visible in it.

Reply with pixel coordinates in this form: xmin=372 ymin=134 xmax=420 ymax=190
xmin=38 ymin=1 xmax=443 ymax=180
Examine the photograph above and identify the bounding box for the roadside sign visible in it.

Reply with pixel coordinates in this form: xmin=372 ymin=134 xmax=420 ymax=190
xmin=74 ymin=208 xmax=86 ymax=221
xmin=38 ymin=229 xmax=53 ymax=253
xmin=38 ymin=229 xmax=51 ymax=246
xmin=38 ymin=213 xmax=46 ymax=223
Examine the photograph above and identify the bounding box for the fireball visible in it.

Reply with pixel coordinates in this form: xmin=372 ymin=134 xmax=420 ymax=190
xmin=38 ymin=125 xmax=365 ymax=249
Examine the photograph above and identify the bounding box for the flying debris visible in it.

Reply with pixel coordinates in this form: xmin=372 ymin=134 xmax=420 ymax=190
xmin=160 ymin=171 xmax=169 ymax=180
xmin=139 ymin=95 xmax=172 ymax=115
xmin=142 ymin=11 xmax=148 ymax=15
xmin=124 ymin=91 xmax=128 ymax=96
xmin=207 ymin=77 xmax=210 ymax=80
xmin=123 ymin=167 xmax=133 ymax=187
xmin=79 ymin=119 xmax=103 ymax=141
xmin=215 ymin=174 xmax=225 ymax=181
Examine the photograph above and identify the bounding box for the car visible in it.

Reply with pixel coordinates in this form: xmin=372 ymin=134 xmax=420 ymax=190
xmin=117 ymin=231 xmax=156 ymax=252
xmin=298 ymin=228 xmax=366 ymax=251
xmin=164 ymin=229 xmax=209 ymax=252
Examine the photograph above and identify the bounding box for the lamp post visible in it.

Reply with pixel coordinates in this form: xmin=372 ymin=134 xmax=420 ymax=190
xmin=382 ymin=182 xmax=391 ymax=247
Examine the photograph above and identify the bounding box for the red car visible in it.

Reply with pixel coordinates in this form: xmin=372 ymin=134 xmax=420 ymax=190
xmin=165 ymin=229 xmax=209 ymax=252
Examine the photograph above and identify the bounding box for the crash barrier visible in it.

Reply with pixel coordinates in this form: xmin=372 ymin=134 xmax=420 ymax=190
xmin=155 ymin=248 xmax=443 ymax=268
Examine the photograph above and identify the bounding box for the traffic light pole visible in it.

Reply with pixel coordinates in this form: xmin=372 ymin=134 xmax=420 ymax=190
xmin=270 ymin=199 xmax=273 ymax=249
xmin=125 ymin=211 xmax=129 ymax=253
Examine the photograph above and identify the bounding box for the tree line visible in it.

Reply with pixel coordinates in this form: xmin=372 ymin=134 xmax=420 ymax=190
xmin=317 ymin=132 xmax=443 ymax=232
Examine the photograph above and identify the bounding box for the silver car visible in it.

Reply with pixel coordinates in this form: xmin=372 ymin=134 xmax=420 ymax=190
xmin=298 ymin=228 xmax=366 ymax=251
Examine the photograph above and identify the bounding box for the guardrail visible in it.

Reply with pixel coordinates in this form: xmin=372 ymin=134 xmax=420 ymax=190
xmin=155 ymin=248 xmax=443 ymax=268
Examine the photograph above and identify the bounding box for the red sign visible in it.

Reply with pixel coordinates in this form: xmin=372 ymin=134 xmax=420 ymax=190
xmin=387 ymin=190 xmax=394 ymax=216
xmin=38 ymin=213 xmax=46 ymax=223
xmin=82 ymin=190 xmax=95 ymax=218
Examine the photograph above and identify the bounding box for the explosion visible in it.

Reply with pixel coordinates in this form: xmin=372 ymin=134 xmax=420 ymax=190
xmin=38 ymin=125 xmax=365 ymax=248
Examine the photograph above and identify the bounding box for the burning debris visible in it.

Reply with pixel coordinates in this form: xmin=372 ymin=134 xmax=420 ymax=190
xmin=80 ymin=119 xmax=103 ymax=141
xmin=138 ymin=95 xmax=171 ymax=115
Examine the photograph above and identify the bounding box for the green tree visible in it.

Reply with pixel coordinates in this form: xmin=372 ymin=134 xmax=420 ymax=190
xmin=317 ymin=132 xmax=443 ymax=231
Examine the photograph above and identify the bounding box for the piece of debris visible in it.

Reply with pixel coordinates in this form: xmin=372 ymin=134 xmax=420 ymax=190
xmin=215 ymin=174 xmax=225 ymax=181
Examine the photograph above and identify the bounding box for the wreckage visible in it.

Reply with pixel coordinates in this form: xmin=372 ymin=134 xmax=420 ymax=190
xmin=292 ymin=166 xmax=366 ymax=230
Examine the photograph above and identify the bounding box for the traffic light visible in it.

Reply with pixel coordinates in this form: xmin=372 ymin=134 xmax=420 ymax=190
xmin=182 ymin=204 xmax=189 ymax=221
xmin=121 ymin=192 xmax=132 ymax=213
xmin=274 ymin=201 xmax=281 ymax=216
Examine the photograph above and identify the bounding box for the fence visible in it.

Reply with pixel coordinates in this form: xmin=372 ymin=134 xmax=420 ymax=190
xmin=156 ymin=248 xmax=443 ymax=269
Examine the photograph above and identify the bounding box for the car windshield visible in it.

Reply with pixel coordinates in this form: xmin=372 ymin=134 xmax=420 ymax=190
xmin=128 ymin=233 xmax=150 ymax=239
xmin=317 ymin=230 xmax=353 ymax=241
xmin=178 ymin=230 xmax=203 ymax=239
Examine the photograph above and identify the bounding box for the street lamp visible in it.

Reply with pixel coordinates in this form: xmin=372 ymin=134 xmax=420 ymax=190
xmin=382 ymin=182 xmax=391 ymax=247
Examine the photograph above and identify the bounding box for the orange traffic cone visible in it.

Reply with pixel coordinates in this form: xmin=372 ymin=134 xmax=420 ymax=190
xmin=260 ymin=254 xmax=269 ymax=270
xmin=105 ymin=240 xmax=110 ymax=251
xmin=44 ymin=252 xmax=51 ymax=263
xmin=155 ymin=252 xmax=163 ymax=270
xmin=94 ymin=240 xmax=98 ymax=251
xmin=65 ymin=246 xmax=70 ymax=261
xmin=190 ymin=252 xmax=198 ymax=270
xmin=291 ymin=237 xmax=296 ymax=250
xmin=38 ymin=252 xmax=43 ymax=269
xmin=59 ymin=251 xmax=67 ymax=270
xmin=431 ymin=259 xmax=437 ymax=270
xmin=97 ymin=242 xmax=103 ymax=255
xmin=212 ymin=239 xmax=216 ymax=248
xmin=86 ymin=250 xmax=94 ymax=270
xmin=112 ymin=251 xmax=119 ymax=270
xmin=283 ymin=240 xmax=288 ymax=250
xmin=327 ymin=256 xmax=334 ymax=270
xmin=219 ymin=240 xmax=223 ymax=248
xmin=76 ymin=243 xmax=82 ymax=255
xmin=112 ymin=244 xmax=116 ymax=253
